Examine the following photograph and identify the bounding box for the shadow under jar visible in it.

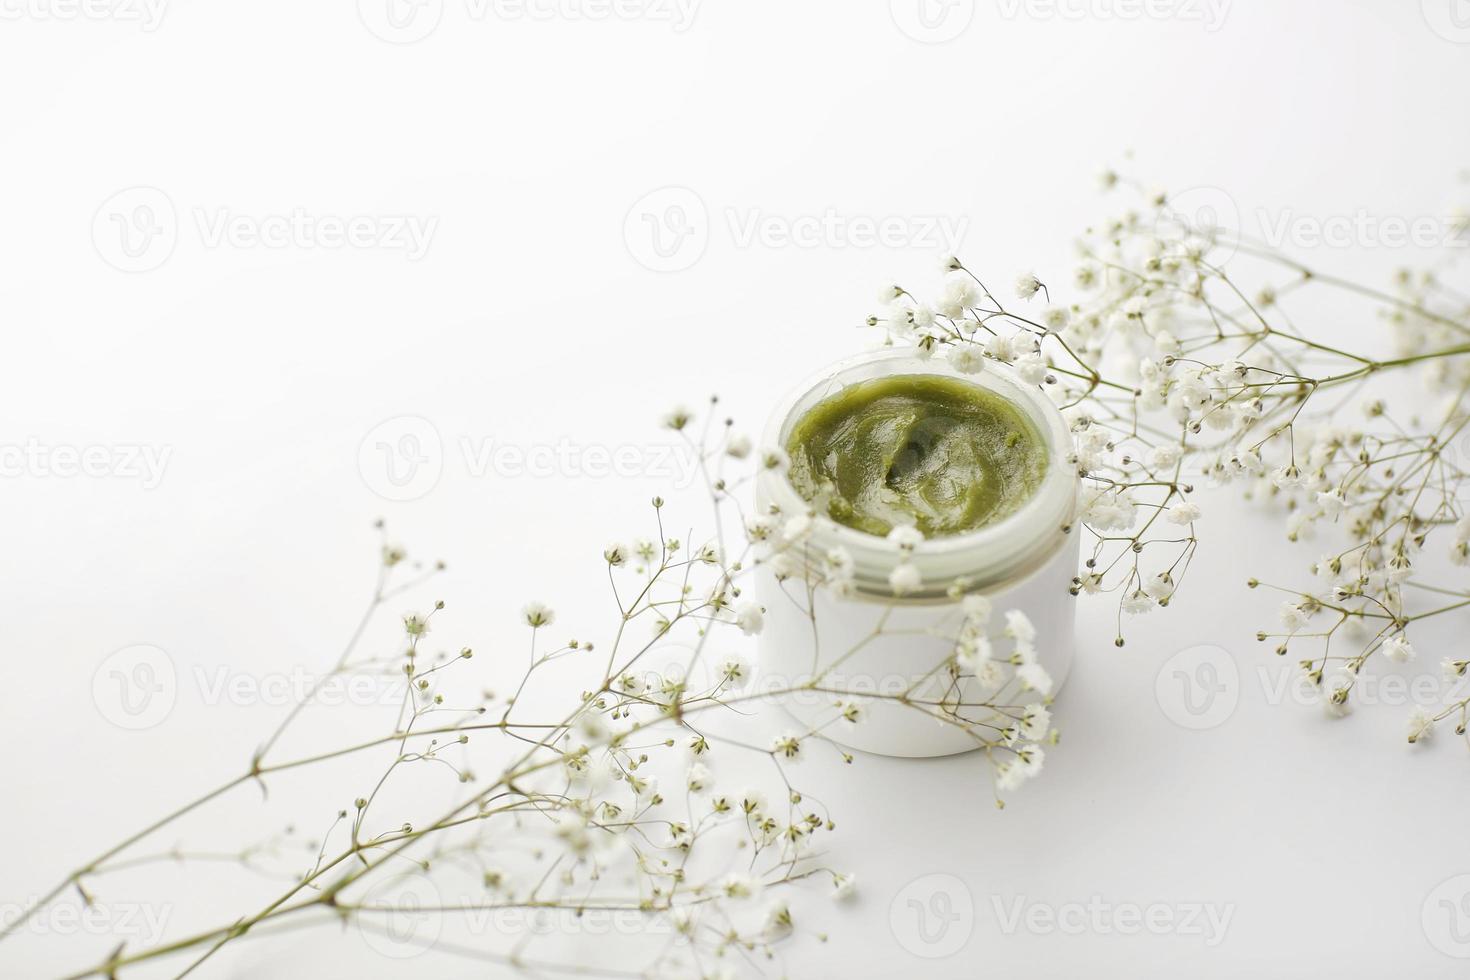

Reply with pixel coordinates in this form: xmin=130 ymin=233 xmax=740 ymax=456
xmin=754 ymin=348 xmax=1080 ymax=758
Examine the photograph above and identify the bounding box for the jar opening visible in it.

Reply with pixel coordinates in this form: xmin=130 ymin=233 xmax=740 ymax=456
xmin=758 ymin=349 xmax=1079 ymax=600
xmin=782 ymin=372 xmax=1050 ymax=540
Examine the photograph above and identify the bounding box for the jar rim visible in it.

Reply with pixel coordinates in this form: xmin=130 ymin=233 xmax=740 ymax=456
xmin=757 ymin=347 xmax=1079 ymax=598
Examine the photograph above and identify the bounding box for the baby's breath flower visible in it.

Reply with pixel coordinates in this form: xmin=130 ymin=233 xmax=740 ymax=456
xmin=1316 ymin=488 xmax=1347 ymax=519
xmin=1148 ymin=445 xmax=1183 ymax=470
xmin=1322 ymin=673 xmax=1354 ymax=718
xmin=721 ymin=873 xmax=762 ymax=901
xmin=948 ymin=343 xmax=986 ymax=375
xmin=1382 ymin=633 xmax=1415 ymax=664
xmin=1143 ymin=572 xmax=1175 ymax=602
xmin=961 ymin=593 xmax=992 ymax=624
xmin=734 ymin=602 xmax=765 ymax=636
xmin=1015 ymin=272 xmax=1045 ymax=300
xmin=1121 ymin=592 xmax=1154 ymax=615
xmin=1017 ymin=663 xmax=1053 ymax=696
xmin=717 ymin=655 xmax=752 ymax=688
xmin=402 ymin=612 xmax=431 ymax=637
xmin=522 ymin=601 xmax=555 ymax=628
xmin=1020 ymin=703 xmax=1051 ymax=741
xmin=937 ymin=278 xmax=979 ymax=318
xmin=725 ymin=433 xmax=752 ymax=459
xmin=886 ymin=525 xmax=924 ymax=552
xmin=1406 ymin=706 xmax=1436 ymax=744
xmin=770 ymin=733 xmax=803 ymax=762
xmin=663 ymin=406 xmax=692 ymax=431
xmin=1015 ymin=353 xmax=1048 ymax=386
xmin=782 ymin=513 xmax=814 ymax=543
xmin=1166 ymin=502 xmax=1202 ymax=525
xmin=888 ymin=561 xmax=922 ymax=596
xmin=760 ymin=448 xmax=790 ymax=472
xmin=956 ymin=634 xmax=993 ymax=671
xmin=1003 ymin=610 xmax=1036 ymax=644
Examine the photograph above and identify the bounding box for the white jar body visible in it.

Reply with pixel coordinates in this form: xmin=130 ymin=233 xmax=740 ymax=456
xmin=755 ymin=529 xmax=1078 ymax=758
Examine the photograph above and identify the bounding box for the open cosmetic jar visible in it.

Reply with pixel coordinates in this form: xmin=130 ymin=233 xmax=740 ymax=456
xmin=754 ymin=347 xmax=1080 ymax=758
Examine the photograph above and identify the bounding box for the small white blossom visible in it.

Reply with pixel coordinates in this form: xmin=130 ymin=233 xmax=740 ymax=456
xmin=1322 ymin=673 xmax=1353 ymax=718
xmin=1316 ymin=488 xmax=1347 ymax=519
xmin=1143 ymin=572 xmax=1175 ymax=602
xmin=887 ymin=525 xmax=925 ymax=551
xmin=961 ymin=593 xmax=992 ymax=624
xmin=770 ymin=733 xmax=803 ymax=762
xmin=1020 ymin=703 xmax=1051 ymax=741
xmin=1148 ymin=445 xmax=1183 ymax=470
xmin=760 ymin=448 xmax=790 ymax=472
xmin=725 ymin=434 xmax=752 ymax=459
xmin=937 ymin=278 xmax=979 ymax=318
xmin=1017 ymin=663 xmax=1053 ymax=696
xmin=734 ymin=602 xmax=765 ymax=636
xmin=1004 ymin=610 xmax=1036 ymax=643
xmin=888 ymin=561 xmax=923 ymax=595
xmin=1166 ymin=502 xmax=1201 ymax=525
xmin=1015 ymin=353 xmax=1048 ymax=386
xmin=1406 ymin=705 xmax=1436 ymax=744
xmin=983 ymin=332 xmax=1016 ymax=363
xmin=522 ymin=602 xmax=555 ymax=628
xmin=720 ymin=873 xmax=762 ymax=901
xmin=1382 ymin=633 xmax=1415 ymax=664
xmin=948 ymin=344 xmax=986 ymax=374
xmin=718 ymin=655 xmax=752 ymax=689
xmin=957 ymin=634 xmax=994 ymax=671
xmin=1122 ymin=592 xmax=1154 ymax=615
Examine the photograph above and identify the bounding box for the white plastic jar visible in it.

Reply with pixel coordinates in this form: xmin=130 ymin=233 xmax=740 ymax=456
xmin=754 ymin=348 xmax=1080 ymax=758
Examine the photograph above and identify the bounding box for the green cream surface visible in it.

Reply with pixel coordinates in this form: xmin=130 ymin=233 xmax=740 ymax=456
xmin=785 ymin=374 xmax=1048 ymax=538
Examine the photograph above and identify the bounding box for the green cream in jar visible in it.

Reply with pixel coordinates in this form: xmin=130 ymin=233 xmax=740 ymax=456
xmin=784 ymin=374 xmax=1049 ymax=539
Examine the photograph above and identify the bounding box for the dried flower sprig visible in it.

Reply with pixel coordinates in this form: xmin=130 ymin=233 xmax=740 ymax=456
xmin=7 ymin=407 xmax=1057 ymax=979
xmin=873 ymin=171 xmax=1470 ymax=745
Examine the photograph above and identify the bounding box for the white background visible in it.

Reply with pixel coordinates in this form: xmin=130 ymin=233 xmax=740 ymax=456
xmin=3 ymin=1 xmax=1470 ymax=977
